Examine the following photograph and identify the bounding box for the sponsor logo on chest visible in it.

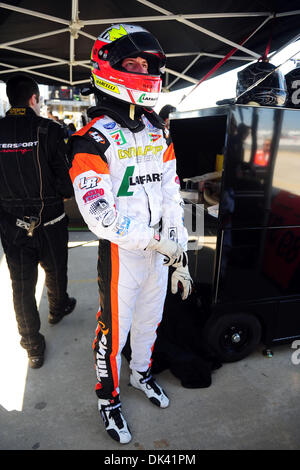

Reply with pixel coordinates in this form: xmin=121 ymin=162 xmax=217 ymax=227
xmin=109 ymin=129 xmax=127 ymax=146
xmin=118 ymin=145 xmax=163 ymax=160
xmin=129 ymin=173 xmax=162 ymax=186
xmin=117 ymin=165 xmax=162 ymax=197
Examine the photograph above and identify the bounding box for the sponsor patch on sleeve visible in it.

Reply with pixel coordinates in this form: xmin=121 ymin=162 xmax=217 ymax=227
xmin=84 ymin=127 xmax=110 ymax=156
xmin=89 ymin=198 xmax=117 ymax=227
xmin=83 ymin=188 xmax=105 ymax=204
xmin=113 ymin=215 xmax=131 ymax=236
xmin=88 ymin=129 xmax=106 ymax=144
xmin=79 ymin=176 xmax=101 ymax=190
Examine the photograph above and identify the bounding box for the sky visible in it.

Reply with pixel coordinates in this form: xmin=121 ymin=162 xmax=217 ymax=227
xmin=1 ymin=39 xmax=300 ymax=116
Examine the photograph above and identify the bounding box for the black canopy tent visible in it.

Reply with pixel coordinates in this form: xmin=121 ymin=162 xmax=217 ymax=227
xmin=0 ymin=0 xmax=300 ymax=91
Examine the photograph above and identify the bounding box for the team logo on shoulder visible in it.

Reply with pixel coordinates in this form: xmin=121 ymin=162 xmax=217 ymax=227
xmin=88 ymin=129 xmax=106 ymax=144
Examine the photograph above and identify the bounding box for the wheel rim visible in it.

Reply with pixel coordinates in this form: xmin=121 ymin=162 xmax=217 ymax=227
xmin=219 ymin=323 xmax=252 ymax=355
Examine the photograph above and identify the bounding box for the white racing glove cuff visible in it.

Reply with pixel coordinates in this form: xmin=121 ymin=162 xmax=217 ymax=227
xmin=146 ymin=231 xmax=184 ymax=267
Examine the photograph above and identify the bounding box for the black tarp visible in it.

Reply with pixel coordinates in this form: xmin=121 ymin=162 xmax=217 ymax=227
xmin=1 ymin=0 xmax=300 ymax=90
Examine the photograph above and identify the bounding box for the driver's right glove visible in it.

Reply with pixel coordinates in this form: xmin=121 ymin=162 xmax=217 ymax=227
xmin=146 ymin=233 xmax=185 ymax=267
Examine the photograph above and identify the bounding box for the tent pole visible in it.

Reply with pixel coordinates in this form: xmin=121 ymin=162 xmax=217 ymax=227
xmin=0 ymin=29 xmax=69 ymax=48
xmin=136 ymin=0 xmax=261 ymax=59
xmin=0 ymin=2 xmax=69 ymax=25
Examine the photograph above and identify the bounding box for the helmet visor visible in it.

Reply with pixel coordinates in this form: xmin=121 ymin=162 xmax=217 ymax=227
xmin=105 ymin=32 xmax=166 ymax=74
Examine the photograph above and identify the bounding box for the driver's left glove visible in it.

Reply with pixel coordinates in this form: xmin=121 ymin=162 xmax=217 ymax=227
xmin=171 ymin=253 xmax=193 ymax=300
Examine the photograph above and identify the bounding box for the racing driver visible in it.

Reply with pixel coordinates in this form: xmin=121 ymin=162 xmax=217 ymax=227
xmin=68 ymin=23 xmax=192 ymax=444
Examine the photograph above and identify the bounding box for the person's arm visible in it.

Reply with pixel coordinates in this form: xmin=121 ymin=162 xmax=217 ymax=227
xmin=47 ymin=122 xmax=74 ymax=198
xmin=161 ymin=142 xmax=188 ymax=250
xmin=161 ymin=142 xmax=192 ymax=299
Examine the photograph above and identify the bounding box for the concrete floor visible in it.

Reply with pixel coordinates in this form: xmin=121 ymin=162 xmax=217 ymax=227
xmin=0 ymin=230 xmax=300 ymax=451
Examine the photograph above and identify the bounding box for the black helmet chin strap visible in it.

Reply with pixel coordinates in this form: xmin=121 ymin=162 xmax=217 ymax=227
xmin=88 ymin=99 xmax=144 ymax=132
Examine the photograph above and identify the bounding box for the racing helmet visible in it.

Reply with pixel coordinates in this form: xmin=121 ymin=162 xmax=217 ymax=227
xmin=285 ymin=67 xmax=300 ymax=108
xmin=90 ymin=24 xmax=166 ymax=108
xmin=236 ymin=61 xmax=287 ymax=106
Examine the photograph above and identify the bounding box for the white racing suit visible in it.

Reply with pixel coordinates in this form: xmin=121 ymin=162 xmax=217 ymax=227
xmin=69 ymin=113 xmax=188 ymax=400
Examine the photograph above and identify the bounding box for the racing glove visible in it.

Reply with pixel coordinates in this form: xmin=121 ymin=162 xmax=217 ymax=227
xmin=171 ymin=255 xmax=193 ymax=300
xmin=146 ymin=232 xmax=184 ymax=267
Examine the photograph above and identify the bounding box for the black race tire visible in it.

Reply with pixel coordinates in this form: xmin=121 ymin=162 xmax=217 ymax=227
xmin=203 ymin=313 xmax=262 ymax=363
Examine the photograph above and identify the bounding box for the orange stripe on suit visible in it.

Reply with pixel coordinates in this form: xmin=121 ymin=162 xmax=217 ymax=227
xmin=163 ymin=142 xmax=176 ymax=163
xmin=149 ymin=321 xmax=161 ymax=368
xmin=69 ymin=153 xmax=109 ymax=183
xmin=110 ymin=242 xmax=120 ymax=397
xmin=73 ymin=117 xmax=101 ymax=136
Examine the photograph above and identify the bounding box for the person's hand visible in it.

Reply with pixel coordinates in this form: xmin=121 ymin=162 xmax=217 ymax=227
xmin=171 ymin=264 xmax=193 ymax=300
xmin=146 ymin=235 xmax=184 ymax=267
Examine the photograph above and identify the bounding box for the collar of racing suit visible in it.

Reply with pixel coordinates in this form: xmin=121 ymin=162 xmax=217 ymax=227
xmin=6 ymin=106 xmax=36 ymax=117
xmin=87 ymin=95 xmax=165 ymax=133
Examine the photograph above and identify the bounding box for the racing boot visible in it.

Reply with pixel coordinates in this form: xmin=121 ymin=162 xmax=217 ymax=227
xmin=98 ymin=396 xmax=132 ymax=444
xmin=129 ymin=368 xmax=169 ymax=408
xmin=27 ymin=337 xmax=46 ymax=369
xmin=48 ymin=297 xmax=76 ymax=325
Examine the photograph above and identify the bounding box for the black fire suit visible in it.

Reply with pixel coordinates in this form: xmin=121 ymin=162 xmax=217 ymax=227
xmin=0 ymin=107 xmax=74 ymax=355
